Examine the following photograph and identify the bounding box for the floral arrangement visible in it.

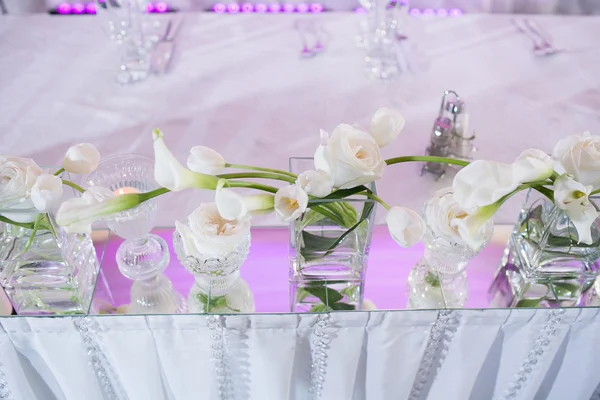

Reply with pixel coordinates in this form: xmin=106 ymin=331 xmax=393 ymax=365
xmin=1 ymin=108 xmax=599 ymax=311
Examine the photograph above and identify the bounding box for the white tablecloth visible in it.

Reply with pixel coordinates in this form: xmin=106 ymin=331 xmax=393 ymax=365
xmin=1 ymin=309 xmax=599 ymax=400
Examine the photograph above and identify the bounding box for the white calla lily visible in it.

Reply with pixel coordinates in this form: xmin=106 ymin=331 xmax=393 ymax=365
xmin=215 ymin=180 xmax=274 ymax=220
xmin=63 ymin=143 xmax=100 ymax=175
xmin=369 ymin=107 xmax=405 ymax=148
xmin=187 ymin=146 xmax=226 ymax=175
xmin=553 ymin=174 xmax=599 ymax=245
xmin=274 ymin=185 xmax=309 ymax=221
xmin=512 ymin=149 xmax=554 ymax=184
xmin=453 ymin=160 xmax=517 ymax=209
xmin=386 ymin=206 xmax=426 ymax=248
xmin=31 ymin=174 xmax=63 ymax=212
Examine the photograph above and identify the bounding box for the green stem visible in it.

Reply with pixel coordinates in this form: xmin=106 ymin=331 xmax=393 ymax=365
xmin=138 ymin=187 xmax=171 ymax=202
xmin=226 ymin=163 xmax=297 ymax=178
xmin=0 ymin=215 xmax=35 ymax=230
xmin=385 ymin=156 xmax=470 ymax=167
xmin=591 ymin=188 xmax=600 ymax=196
xmin=364 ymin=192 xmax=390 ymax=210
xmin=23 ymin=214 xmax=43 ymax=253
xmin=62 ymin=179 xmax=85 ymax=194
xmin=228 ymin=180 xmax=279 ymax=194
xmin=217 ymin=172 xmax=295 ymax=184
xmin=54 ymin=167 xmax=65 ymax=176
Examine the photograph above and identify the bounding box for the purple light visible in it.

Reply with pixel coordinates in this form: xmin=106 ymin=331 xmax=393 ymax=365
xmin=423 ymin=8 xmax=434 ymax=15
xmin=146 ymin=2 xmax=155 ymax=12
xmin=227 ymin=3 xmax=240 ymax=13
xmin=155 ymin=2 xmax=168 ymax=12
xmin=85 ymin=2 xmax=96 ymax=13
xmin=408 ymin=8 xmax=420 ymax=16
xmin=213 ymin=3 xmax=226 ymax=13
xmin=449 ymin=8 xmax=463 ymax=16
xmin=57 ymin=3 xmax=71 ymax=14
xmin=436 ymin=8 xmax=448 ymax=16
xmin=255 ymin=3 xmax=267 ymax=12
xmin=354 ymin=6 xmax=366 ymax=13
xmin=282 ymin=3 xmax=295 ymax=12
xmin=310 ymin=3 xmax=323 ymax=12
xmin=296 ymin=3 xmax=308 ymax=13
xmin=269 ymin=3 xmax=281 ymax=12
xmin=241 ymin=2 xmax=254 ymax=12
xmin=72 ymin=3 xmax=85 ymax=13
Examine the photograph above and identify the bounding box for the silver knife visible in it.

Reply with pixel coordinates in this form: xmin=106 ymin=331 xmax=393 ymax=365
xmin=151 ymin=15 xmax=182 ymax=74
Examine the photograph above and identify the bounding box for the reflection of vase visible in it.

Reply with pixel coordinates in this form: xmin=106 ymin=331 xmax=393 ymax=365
xmin=173 ymin=232 xmax=252 ymax=313
xmin=0 ymin=211 xmax=100 ymax=315
xmin=407 ymin=262 xmax=468 ymax=309
xmin=490 ymin=190 xmax=600 ymax=308
xmin=289 ymin=158 xmax=376 ymax=312
xmin=84 ymin=154 xmax=185 ymax=314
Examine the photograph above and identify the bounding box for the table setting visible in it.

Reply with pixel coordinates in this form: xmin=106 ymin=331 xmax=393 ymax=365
xmin=2 ymin=1 xmax=600 ymax=399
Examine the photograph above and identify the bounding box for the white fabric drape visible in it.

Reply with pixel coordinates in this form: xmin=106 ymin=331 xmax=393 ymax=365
xmin=1 ymin=309 xmax=600 ymax=399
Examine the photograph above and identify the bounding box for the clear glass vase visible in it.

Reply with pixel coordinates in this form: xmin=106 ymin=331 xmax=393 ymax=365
xmin=288 ymin=158 xmax=376 ymax=312
xmin=0 ymin=211 xmax=100 ymax=315
xmin=490 ymin=190 xmax=600 ymax=308
xmin=173 ymin=232 xmax=254 ymax=313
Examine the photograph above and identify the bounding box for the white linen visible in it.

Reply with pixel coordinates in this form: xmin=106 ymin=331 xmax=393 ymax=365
xmin=0 ymin=309 xmax=599 ymax=399
xmin=1 ymin=12 xmax=600 ymax=228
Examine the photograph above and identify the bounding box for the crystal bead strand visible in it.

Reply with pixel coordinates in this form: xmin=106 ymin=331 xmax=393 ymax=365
xmin=208 ymin=315 xmax=231 ymax=400
xmin=308 ymin=313 xmax=335 ymax=399
xmin=0 ymin=352 xmax=11 ymax=400
xmin=408 ymin=310 xmax=461 ymax=400
xmin=502 ymin=309 xmax=565 ymax=399
xmin=73 ymin=318 xmax=128 ymax=400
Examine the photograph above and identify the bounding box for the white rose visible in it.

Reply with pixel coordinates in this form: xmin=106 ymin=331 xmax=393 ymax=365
xmin=512 ymin=149 xmax=554 ymax=184
xmin=175 ymin=202 xmax=250 ymax=257
xmin=0 ymin=155 xmax=42 ymax=222
xmin=314 ymin=124 xmax=386 ymax=189
xmin=152 ymin=129 xmax=218 ymax=191
xmin=31 ymin=174 xmax=63 ymax=212
xmin=386 ymin=206 xmax=426 ymax=248
xmin=553 ymin=174 xmax=599 ymax=245
xmin=552 ymin=132 xmax=600 ymax=190
xmin=274 ymin=185 xmax=309 ymax=222
xmin=452 ymin=160 xmax=517 ymax=209
xmin=187 ymin=146 xmax=226 ymax=175
xmin=369 ymin=107 xmax=405 ymax=148
xmin=215 ymin=180 xmax=274 ymax=220
xmin=425 ymin=187 xmax=493 ymax=251
xmin=63 ymin=143 xmax=100 ymax=175
xmin=296 ymin=169 xmax=332 ymax=198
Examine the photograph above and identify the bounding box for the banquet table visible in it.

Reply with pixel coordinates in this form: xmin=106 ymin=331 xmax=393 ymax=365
xmin=2 ymin=11 xmax=600 ymax=400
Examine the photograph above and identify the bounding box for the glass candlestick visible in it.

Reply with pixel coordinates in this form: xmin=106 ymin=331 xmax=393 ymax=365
xmin=84 ymin=154 xmax=185 ymax=314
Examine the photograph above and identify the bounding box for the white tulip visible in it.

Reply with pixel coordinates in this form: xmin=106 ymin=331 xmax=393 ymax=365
xmin=56 ymin=186 xmax=139 ymax=234
xmin=296 ymin=169 xmax=332 ymax=198
xmin=0 ymin=155 xmax=42 ymax=222
xmin=453 ymin=160 xmax=517 ymax=209
xmin=175 ymin=202 xmax=250 ymax=257
xmin=215 ymin=180 xmax=274 ymax=220
xmin=30 ymin=174 xmax=63 ymax=212
xmin=386 ymin=206 xmax=426 ymax=248
xmin=274 ymin=185 xmax=309 ymax=221
xmin=314 ymin=124 xmax=386 ymax=189
xmin=512 ymin=149 xmax=554 ymax=184
xmin=425 ymin=187 xmax=493 ymax=251
xmin=187 ymin=146 xmax=226 ymax=175
xmin=152 ymin=129 xmax=218 ymax=191
xmin=369 ymin=107 xmax=405 ymax=148
xmin=552 ymin=132 xmax=600 ymax=190
xmin=63 ymin=143 xmax=100 ymax=175
xmin=553 ymin=174 xmax=599 ymax=245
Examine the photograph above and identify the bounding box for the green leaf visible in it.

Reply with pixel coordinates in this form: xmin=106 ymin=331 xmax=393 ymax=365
xmin=550 ymin=282 xmax=580 ymax=297
xmin=424 ymin=272 xmax=440 ymax=287
xmin=316 ymin=185 xmax=369 ymax=202
xmin=300 ymin=201 xmax=375 ymax=262
xmin=516 ymin=299 xmax=542 ymax=308
xmin=329 ymin=302 xmax=355 ymax=311
xmin=302 ymin=286 xmax=343 ymax=304
xmin=309 ymin=304 xmax=331 ymax=313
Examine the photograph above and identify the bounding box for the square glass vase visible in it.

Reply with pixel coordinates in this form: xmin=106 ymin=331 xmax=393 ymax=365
xmin=489 ymin=190 xmax=600 ymax=308
xmin=288 ymin=157 xmax=376 ymax=312
xmin=0 ymin=210 xmax=100 ymax=315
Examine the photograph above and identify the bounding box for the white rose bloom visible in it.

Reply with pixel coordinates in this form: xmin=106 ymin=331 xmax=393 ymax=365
xmin=553 ymin=174 xmax=599 ymax=245
xmin=369 ymin=107 xmax=405 ymax=148
xmin=215 ymin=180 xmax=274 ymax=220
xmin=452 ymin=160 xmax=517 ymax=209
xmin=31 ymin=174 xmax=63 ymax=212
xmin=175 ymin=202 xmax=250 ymax=257
xmin=63 ymin=143 xmax=100 ymax=175
xmin=296 ymin=169 xmax=332 ymax=198
xmin=425 ymin=187 xmax=493 ymax=251
xmin=315 ymin=124 xmax=386 ymax=189
xmin=187 ymin=146 xmax=226 ymax=175
xmin=0 ymin=155 xmax=42 ymax=222
xmin=386 ymin=206 xmax=426 ymax=248
xmin=512 ymin=149 xmax=554 ymax=184
xmin=552 ymin=131 xmax=600 ymax=190
xmin=274 ymin=185 xmax=309 ymax=222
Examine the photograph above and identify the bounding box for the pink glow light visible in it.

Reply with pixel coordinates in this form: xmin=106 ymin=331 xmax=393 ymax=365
xmin=450 ymin=8 xmax=463 ymax=16
xmin=269 ymin=3 xmax=281 ymax=12
xmin=241 ymin=2 xmax=254 ymax=12
xmin=85 ymin=2 xmax=96 ymax=13
xmin=146 ymin=2 xmax=155 ymax=12
xmin=155 ymin=2 xmax=168 ymax=12
xmin=423 ymin=8 xmax=434 ymax=15
xmin=255 ymin=3 xmax=267 ymax=12
xmin=437 ymin=8 xmax=448 ymax=16
xmin=227 ymin=3 xmax=240 ymax=13
xmin=354 ymin=6 xmax=366 ymax=13
xmin=72 ymin=3 xmax=85 ymax=13
xmin=408 ymin=8 xmax=420 ymax=15
xmin=213 ymin=3 xmax=226 ymax=12
xmin=282 ymin=3 xmax=295 ymax=12
xmin=57 ymin=3 xmax=71 ymax=14
xmin=310 ymin=3 xmax=323 ymax=12
xmin=296 ymin=3 xmax=308 ymax=13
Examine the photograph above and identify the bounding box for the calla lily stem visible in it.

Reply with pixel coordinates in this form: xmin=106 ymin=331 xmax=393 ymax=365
xmin=385 ymin=156 xmax=470 ymax=167
xmin=62 ymin=180 xmax=86 ymax=194
xmin=225 ymin=163 xmax=297 ymax=178
xmin=217 ymin=172 xmax=296 ymax=184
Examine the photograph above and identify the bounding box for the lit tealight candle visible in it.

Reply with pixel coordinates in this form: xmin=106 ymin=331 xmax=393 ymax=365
xmin=114 ymin=187 xmax=141 ymax=195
